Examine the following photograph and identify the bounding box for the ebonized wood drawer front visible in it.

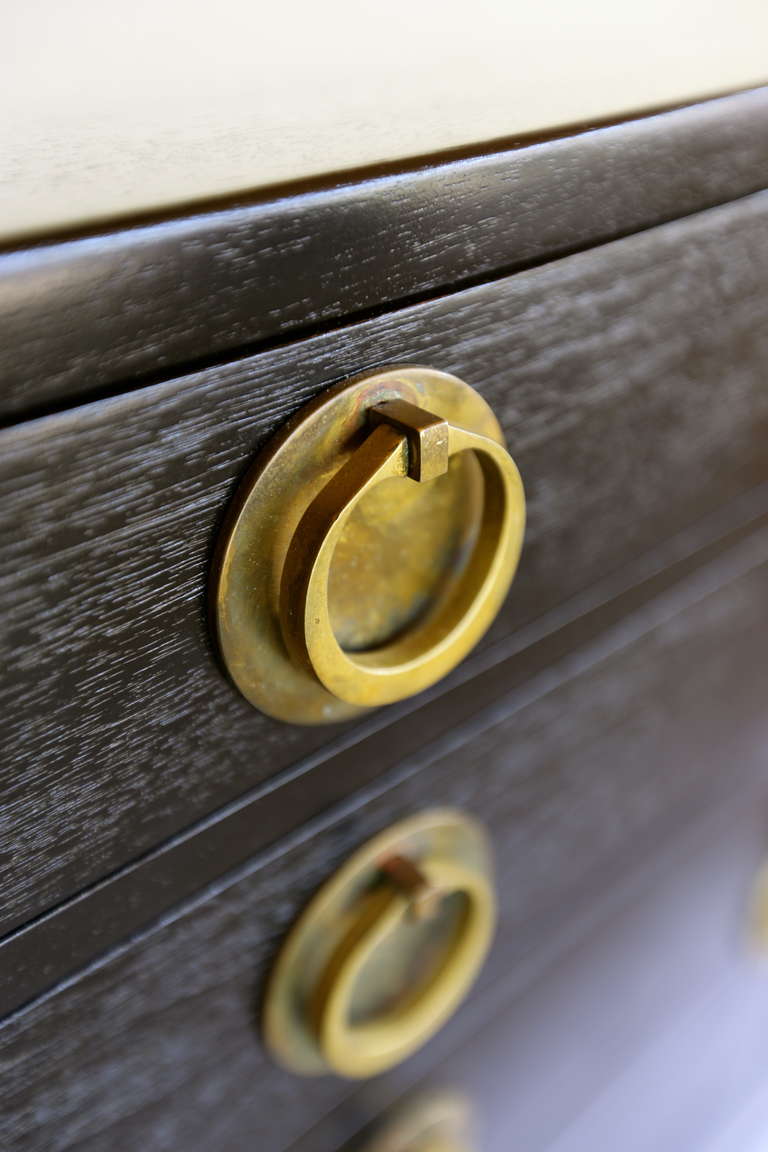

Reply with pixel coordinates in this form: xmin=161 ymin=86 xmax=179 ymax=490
xmin=2 ymin=192 xmax=768 ymax=937
xmin=307 ymin=795 xmax=768 ymax=1152
xmin=2 ymin=89 xmax=767 ymax=421
xmin=2 ymin=529 xmax=766 ymax=1152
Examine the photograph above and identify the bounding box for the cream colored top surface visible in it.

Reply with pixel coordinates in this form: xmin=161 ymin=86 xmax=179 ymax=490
xmin=3 ymin=1 xmax=767 ymax=244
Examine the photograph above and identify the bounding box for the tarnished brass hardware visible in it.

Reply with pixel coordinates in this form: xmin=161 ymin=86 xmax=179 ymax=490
xmin=212 ymin=366 xmax=525 ymax=724
xmin=263 ymin=809 xmax=495 ymax=1079
xmin=359 ymin=1093 xmax=476 ymax=1152
xmin=749 ymin=860 xmax=768 ymax=950
xmin=379 ymin=854 xmax=443 ymax=922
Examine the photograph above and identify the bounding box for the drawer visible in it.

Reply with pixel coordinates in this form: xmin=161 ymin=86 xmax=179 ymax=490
xmin=3 ymin=191 xmax=768 ymax=938
xmin=319 ymin=793 xmax=768 ymax=1152
xmin=2 ymin=525 xmax=766 ymax=1152
xmin=2 ymin=88 xmax=767 ymax=420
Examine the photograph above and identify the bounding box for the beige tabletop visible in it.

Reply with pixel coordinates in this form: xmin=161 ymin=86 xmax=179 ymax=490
xmin=2 ymin=1 xmax=766 ymax=244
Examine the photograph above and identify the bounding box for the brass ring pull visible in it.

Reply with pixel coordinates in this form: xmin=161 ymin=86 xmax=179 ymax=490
xmin=359 ymin=1093 xmax=476 ymax=1152
xmin=280 ymin=399 xmax=525 ymax=709
xmin=316 ymin=854 xmax=494 ymax=1078
xmin=212 ymin=366 xmax=525 ymax=724
xmin=264 ymin=809 xmax=495 ymax=1078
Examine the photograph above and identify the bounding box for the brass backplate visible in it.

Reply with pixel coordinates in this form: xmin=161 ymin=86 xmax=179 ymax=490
xmin=211 ymin=366 xmax=504 ymax=724
xmin=262 ymin=809 xmax=493 ymax=1076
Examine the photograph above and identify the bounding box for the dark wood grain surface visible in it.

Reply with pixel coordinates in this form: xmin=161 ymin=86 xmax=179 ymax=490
xmin=322 ymin=794 xmax=768 ymax=1152
xmin=3 ymin=193 xmax=768 ymax=938
xmin=1 ymin=88 xmax=767 ymax=419
xmin=1 ymin=530 xmax=766 ymax=1152
xmin=1 ymin=489 xmax=765 ymax=1020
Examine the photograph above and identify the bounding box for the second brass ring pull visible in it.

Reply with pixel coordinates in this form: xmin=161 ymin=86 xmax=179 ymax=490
xmin=315 ymin=853 xmax=494 ymax=1078
xmin=280 ymin=398 xmax=525 ymax=708
xmin=263 ymin=809 xmax=495 ymax=1079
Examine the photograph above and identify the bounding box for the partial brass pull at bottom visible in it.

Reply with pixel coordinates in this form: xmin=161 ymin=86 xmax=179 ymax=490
xmin=264 ymin=810 xmax=495 ymax=1079
xmin=212 ymin=366 xmax=526 ymax=725
xmin=359 ymin=1092 xmax=477 ymax=1152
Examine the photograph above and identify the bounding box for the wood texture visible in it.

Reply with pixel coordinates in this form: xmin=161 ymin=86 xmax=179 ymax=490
xmin=2 ymin=88 xmax=768 ymax=418
xmin=318 ymin=796 xmax=768 ymax=1152
xmin=2 ymin=193 xmax=768 ymax=938
xmin=1 ymin=537 xmax=766 ymax=1152
xmin=1 ymin=493 xmax=763 ymax=1020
